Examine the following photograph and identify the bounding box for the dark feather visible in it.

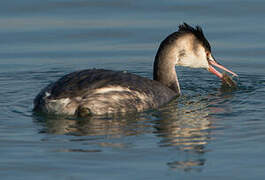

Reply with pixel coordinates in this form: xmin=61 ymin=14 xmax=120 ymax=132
xmin=178 ymin=22 xmax=211 ymax=52
xmin=157 ymin=23 xmax=211 ymax=52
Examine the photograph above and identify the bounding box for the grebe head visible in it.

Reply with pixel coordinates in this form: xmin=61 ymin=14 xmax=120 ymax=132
xmin=174 ymin=23 xmax=212 ymax=69
xmin=154 ymin=23 xmax=237 ymax=93
xmin=172 ymin=23 xmax=237 ymax=77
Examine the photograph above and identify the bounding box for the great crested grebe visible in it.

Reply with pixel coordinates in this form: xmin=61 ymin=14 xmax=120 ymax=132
xmin=34 ymin=23 xmax=237 ymax=116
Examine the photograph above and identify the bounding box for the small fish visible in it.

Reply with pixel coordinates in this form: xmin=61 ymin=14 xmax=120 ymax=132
xmin=221 ymin=72 xmax=237 ymax=90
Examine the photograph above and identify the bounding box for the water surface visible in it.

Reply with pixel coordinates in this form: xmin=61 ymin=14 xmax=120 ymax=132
xmin=0 ymin=0 xmax=265 ymax=179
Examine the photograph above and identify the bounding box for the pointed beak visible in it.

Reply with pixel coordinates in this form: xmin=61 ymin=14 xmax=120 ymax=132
xmin=208 ymin=58 xmax=238 ymax=79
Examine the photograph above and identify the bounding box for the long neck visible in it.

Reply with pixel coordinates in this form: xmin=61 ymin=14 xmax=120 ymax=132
xmin=153 ymin=44 xmax=181 ymax=95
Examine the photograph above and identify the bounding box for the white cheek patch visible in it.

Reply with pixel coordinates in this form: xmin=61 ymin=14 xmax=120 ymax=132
xmin=177 ymin=48 xmax=209 ymax=69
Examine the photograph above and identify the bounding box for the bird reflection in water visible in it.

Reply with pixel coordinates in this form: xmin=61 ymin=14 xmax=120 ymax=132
xmin=37 ymin=113 xmax=152 ymax=137
xmin=34 ymin=92 xmax=232 ymax=172
xmin=154 ymin=96 xmax=212 ymax=172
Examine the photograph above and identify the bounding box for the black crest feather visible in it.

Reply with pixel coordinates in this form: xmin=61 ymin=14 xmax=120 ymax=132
xmin=178 ymin=22 xmax=211 ymax=52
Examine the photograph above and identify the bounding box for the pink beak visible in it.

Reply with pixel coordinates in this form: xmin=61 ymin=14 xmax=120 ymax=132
xmin=208 ymin=59 xmax=238 ymax=79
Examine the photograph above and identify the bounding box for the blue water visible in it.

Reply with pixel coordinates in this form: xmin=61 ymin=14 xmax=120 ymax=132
xmin=1 ymin=0 xmax=265 ymax=179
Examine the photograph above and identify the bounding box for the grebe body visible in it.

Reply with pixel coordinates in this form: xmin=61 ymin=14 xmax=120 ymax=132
xmin=34 ymin=69 xmax=176 ymax=116
xmin=34 ymin=23 xmax=237 ymax=116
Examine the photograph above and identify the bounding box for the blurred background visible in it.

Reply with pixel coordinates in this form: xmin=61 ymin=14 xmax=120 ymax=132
xmin=0 ymin=0 xmax=264 ymax=179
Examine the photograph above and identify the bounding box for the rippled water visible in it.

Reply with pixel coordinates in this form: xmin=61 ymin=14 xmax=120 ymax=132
xmin=1 ymin=0 xmax=265 ymax=179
